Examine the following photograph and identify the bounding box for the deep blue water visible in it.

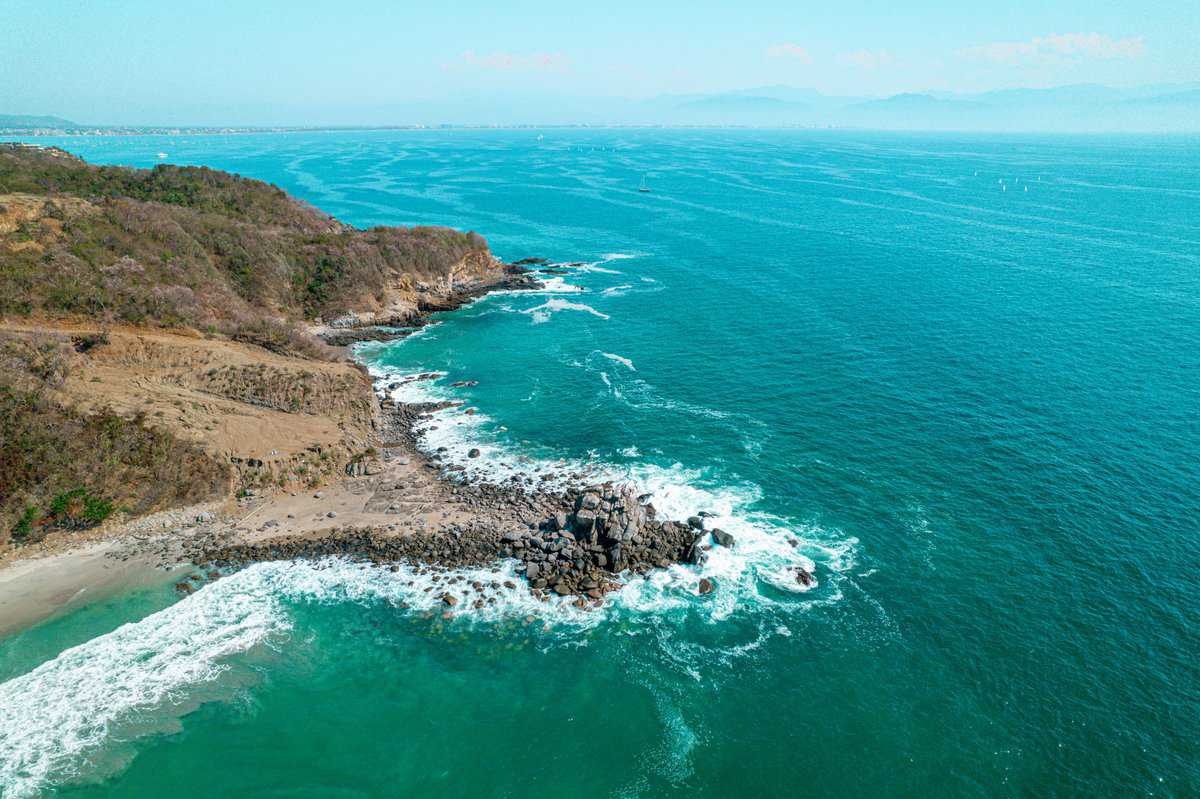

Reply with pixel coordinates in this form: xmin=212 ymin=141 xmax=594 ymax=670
xmin=1 ymin=130 xmax=1198 ymax=797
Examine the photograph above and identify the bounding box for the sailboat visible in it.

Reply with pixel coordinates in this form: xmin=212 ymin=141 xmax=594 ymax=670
xmin=638 ymin=175 xmax=650 ymax=193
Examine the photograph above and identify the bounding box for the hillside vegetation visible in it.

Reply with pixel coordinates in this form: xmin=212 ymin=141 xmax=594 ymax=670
xmin=0 ymin=144 xmax=492 ymax=355
xmin=0 ymin=332 xmax=229 ymax=543
xmin=0 ymin=145 xmax=495 ymax=545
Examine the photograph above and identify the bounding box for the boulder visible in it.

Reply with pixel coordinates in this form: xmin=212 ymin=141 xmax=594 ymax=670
xmin=697 ymin=577 xmax=715 ymax=595
xmin=468 ymin=448 xmax=481 ymax=458
xmin=711 ymin=528 xmax=735 ymax=548
xmin=574 ymin=509 xmax=597 ymax=538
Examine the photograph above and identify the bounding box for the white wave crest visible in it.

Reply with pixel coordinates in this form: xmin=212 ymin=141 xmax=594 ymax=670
xmin=485 ymin=275 xmax=584 ymax=298
xmin=0 ymin=557 xmax=610 ymax=796
xmin=609 ymin=463 xmax=853 ymax=620
xmin=369 ymin=365 xmax=857 ymax=622
xmin=534 ymin=276 xmax=585 ymax=294
xmin=0 ymin=569 xmax=289 ymax=798
xmin=599 ymin=351 xmax=637 ymax=371
xmin=522 ymin=299 xmax=610 ymax=325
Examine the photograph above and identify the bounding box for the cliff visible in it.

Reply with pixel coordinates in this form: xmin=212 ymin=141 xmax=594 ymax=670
xmin=0 ymin=145 xmax=512 ymax=547
xmin=0 ymin=143 xmax=503 ymax=355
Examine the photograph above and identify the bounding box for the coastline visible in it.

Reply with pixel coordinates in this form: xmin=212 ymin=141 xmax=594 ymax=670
xmin=0 ymin=262 xmax=747 ymax=638
xmin=0 ymin=541 xmax=186 ymax=638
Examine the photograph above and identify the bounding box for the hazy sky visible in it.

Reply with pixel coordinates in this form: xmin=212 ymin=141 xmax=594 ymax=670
xmin=3 ymin=0 xmax=1197 ymax=125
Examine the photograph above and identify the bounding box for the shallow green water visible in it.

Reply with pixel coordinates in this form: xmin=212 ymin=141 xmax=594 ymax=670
xmin=1 ymin=130 xmax=1197 ymax=797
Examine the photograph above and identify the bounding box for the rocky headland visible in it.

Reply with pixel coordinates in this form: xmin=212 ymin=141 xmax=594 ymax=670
xmin=0 ymin=144 xmax=731 ymax=629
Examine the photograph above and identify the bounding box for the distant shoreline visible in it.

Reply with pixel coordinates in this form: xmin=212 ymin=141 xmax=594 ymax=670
xmin=6 ymin=125 xmax=1198 ymax=139
xmin=0 ymin=123 xmax=855 ymax=137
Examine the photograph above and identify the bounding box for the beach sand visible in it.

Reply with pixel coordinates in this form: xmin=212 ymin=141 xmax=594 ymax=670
xmin=0 ymin=542 xmax=186 ymax=637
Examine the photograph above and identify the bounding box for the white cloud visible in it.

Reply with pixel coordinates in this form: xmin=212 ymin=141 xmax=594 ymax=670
xmin=959 ymin=32 xmax=1145 ymax=64
xmin=766 ymin=43 xmax=813 ymax=63
xmin=454 ymin=50 xmax=571 ymax=73
xmin=837 ymin=49 xmax=896 ymax=70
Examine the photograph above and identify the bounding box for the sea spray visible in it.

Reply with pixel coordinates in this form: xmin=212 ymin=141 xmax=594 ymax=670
xmin=364 ymin=362 xmax=855 ymax=618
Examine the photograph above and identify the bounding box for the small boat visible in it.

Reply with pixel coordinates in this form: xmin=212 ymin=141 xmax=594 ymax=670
xmin=638 ymin=175 xmax=650 ymax=193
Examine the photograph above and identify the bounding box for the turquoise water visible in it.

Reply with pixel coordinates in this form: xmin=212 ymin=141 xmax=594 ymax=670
xmin=2 ymin=130 xmax=1199 ymax=797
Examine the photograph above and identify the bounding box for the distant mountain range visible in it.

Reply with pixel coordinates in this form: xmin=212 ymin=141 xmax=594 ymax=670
xmin=3 ymin=83 xmax=1198 ymax=132
xmin=641 ymin=83 xmax=1200 ymax=131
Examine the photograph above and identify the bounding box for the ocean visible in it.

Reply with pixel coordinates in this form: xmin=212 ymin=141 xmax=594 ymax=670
xmin=1 ymin=129 xmax=1198 ymax=797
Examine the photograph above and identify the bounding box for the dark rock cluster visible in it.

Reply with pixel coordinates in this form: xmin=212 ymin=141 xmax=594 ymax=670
xmin=191 ymin=480 xmax=734 ymax=601
xmin=193 ymin=523 xmax=506 ymax=574
xmin=500 ymin=483 xmax=712 ymax=597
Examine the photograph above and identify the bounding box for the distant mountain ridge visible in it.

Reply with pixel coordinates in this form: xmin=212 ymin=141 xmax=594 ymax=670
xmin=645 ymin=82 xmax=1199 ymax=131
xmin=0 ymin=114 xmax=80 ymax=129
xmin=5 ymin=82 xmax=1198 ymax=131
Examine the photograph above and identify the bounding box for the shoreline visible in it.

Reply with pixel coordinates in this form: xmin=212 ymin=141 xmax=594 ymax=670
xmin=0 ymin=542 xmax=189 ymax=638
xmin=0 ymin=263 xmax=744 ymax=637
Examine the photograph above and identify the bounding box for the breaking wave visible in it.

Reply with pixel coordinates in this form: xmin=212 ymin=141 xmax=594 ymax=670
xmin=365 ymin=363 xmax=858 ymax=625
xmin=0 ymin=569 xmax=287 ymax=798
xmin=522 ymin=298 xmax=611 ymax=324
xmin=599 ymin=351 xmax=637 ymax=371
xmin=0 ymin=558 xmax=610 ymax=798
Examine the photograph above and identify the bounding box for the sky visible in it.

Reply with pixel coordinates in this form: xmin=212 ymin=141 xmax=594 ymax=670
xmin=2 ymin=0 xmax=1198 ymax=125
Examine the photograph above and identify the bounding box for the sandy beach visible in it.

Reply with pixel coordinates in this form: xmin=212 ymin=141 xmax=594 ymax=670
xmin=0 ymin=542 xmax=184 ymax=637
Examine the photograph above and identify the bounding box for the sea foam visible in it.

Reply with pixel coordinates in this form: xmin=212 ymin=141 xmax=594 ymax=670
xmin=600 ymin=351 xmax=637 ymax=371
xmin=0 ymin=568 xmax=288 ymax=798
xmin=0 ymin=557 xmax=606 ymax=797
xmin=365 ymin=363 xmax=855 ymax=623
xmin=522 ymin=298 xmax=611 ymax=324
